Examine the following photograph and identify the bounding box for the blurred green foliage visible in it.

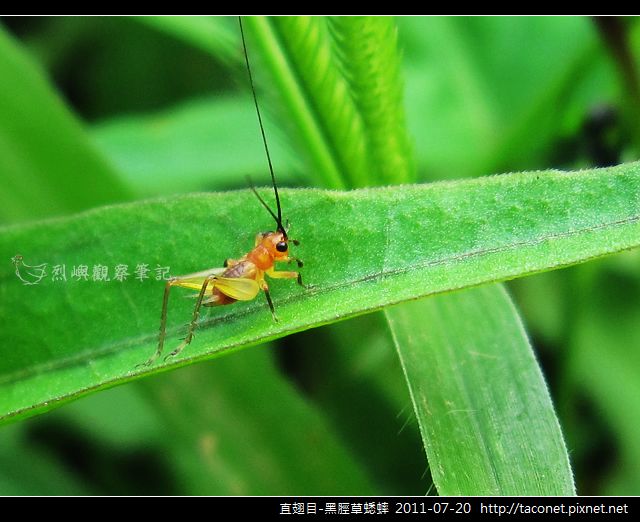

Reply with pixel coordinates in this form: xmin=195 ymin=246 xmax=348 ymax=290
xmin=0 ymin=16 xmax=639 ymax=495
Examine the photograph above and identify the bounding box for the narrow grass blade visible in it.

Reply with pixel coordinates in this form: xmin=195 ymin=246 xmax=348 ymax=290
xmin=329 ymin=16 xmax=415 ymax=185
xmin=386 ymin=285 xmax=575 ymax=495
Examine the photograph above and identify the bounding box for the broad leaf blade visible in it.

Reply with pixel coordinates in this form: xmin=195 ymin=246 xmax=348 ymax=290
xmin=386 ymin=285 xmax=575 ymax=495
xmin=0 ymin=163 xmax=639 ymax=422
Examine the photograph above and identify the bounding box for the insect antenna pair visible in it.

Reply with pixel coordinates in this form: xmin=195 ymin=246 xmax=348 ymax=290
xmin=141 ymin=17 xmax=304 ymax=366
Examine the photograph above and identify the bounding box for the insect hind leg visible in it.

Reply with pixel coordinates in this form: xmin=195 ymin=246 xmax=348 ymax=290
xmin=139 ymin=271 xmax=222 ymax=367
xmin=165 ymin=275 xmax=217 ymax=361
xmin=139 ymin=277 xmax=180 ymax=367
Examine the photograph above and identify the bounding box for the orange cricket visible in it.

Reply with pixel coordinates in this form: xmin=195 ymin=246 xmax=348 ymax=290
xmin=142 ymin=17 xmax=304 ymax=366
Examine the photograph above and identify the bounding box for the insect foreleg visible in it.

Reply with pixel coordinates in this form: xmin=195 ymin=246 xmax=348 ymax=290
xmin=267 ymin=266 xmax=305 ymax=287
xmin=286 ymin=256 xmax=304 ymax=268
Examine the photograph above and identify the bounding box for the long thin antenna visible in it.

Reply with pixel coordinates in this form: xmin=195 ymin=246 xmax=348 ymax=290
xmin=247 ymin=178 xmax=279 ymax=224
xmin=238 ymin=16 xmax=284 ymax=232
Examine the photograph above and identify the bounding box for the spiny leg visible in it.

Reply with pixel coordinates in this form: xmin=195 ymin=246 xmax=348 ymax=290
xmin=290 ymin=262 xmax=305 ymax=286
xmin=140 ymin=278 xmax=177 ymax=367
xmin=261 ymin=265 xmax=306 ymax=321
xmin=165 ymin=275 xmax=217 ymax=361
xmin=262 ymin=282 xmax=278 ymax=322
xmin=284 ymin=239 xmax=304 ymax=283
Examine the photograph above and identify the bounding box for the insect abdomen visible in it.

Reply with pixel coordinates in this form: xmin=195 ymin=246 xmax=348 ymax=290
xmin=205 ymin=260 xmax=258 ymax=308
xmin=208 ymin=289 xmax=236 ymax=306
xmin=222 ymin=260 xmax=257 ymax=280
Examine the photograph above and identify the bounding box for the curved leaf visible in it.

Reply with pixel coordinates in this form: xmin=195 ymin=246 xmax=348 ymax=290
xmin=246 ymin=16 xmax=369 ymax=189
xmin=91 ymin=96 xmax=297 ymax=196
xmin=329 ymin=16 xmax=414 ymax=185
xmin=387 ymin=285 xmax=575 ymax=495
xmin=0 ymin=162 xmax=638 ymax=423
xmin=135 ymin=16 xmax=238 ymax=66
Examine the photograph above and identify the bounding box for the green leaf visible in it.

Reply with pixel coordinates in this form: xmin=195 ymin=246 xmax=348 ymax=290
xmin=135 ymin=16 xmax=238 ymax=66
xmin=567 ymin=254 xmax=640 ymax=494
xmin=0 ymin=343 xmax=375 ymax=495
xmin=1 ymin=162 xmax=638 ymax=423
xmin=125 ymin=17 xmax=415 ymax=190
xmin=245 ymin=16 xmax=369 ymax=189
xmin=91 ymin=96 xmax=297 ymax=197
xmin=329 ymin=16 xmax=415 ymax=185
xmin=399 ymin=17 xmax=615 ymax=178
xmin=285 ymin=314 xmax=430 ymax=494
xmin=386 ymin=285 xmax=575 ymax=495
xmin=0 ymin=26 xmax=131 ymax=224
xmin=1 ymin=341 xmax=376 ymax=495
xmin=0 ymin=421 xmax=93 ymax=494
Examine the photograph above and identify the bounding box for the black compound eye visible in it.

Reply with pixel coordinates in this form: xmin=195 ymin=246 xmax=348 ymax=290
xmin=276 ymin=241 xmax=288 ymax=253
